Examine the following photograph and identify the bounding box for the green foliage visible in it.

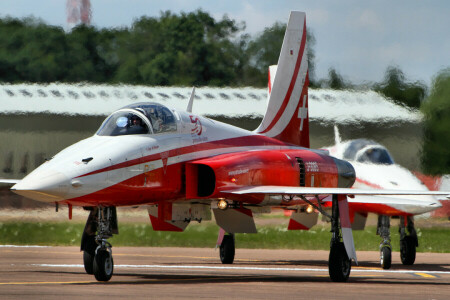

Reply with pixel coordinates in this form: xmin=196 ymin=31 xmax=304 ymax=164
xmin=0 ymin=12 xmax=317 ymax=87
xmin=325 ymin=67 xmax=351 ymax=90
xmin=374 ymin=66 xmax=427 ymax=109
xmin=0 ymin=221 xmax=449 ymax=253
xmin=421 ymin=68 xmax=450 ymax=175
xmin=244 ymin=22 xmax=317 ymax=86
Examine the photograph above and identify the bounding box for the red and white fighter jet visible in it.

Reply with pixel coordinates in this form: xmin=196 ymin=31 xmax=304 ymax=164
xmin=322 ymin=127 xmax=442 ymax=269
xmin=2 ymin=11 xmax=448 ymax=282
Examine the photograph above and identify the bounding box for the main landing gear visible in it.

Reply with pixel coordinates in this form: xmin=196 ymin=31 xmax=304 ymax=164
xmin=328 ymin=194 xmax=351 ymax=282
xmin=81 ymin=206 xmax=118 ymax=281
xmin=219 ymin=233 xmax=235 ymax=264
xmin=376 ymin=215 xmax=417 ymax=269
xmin=399 ymin=216 xmax=417 ymax=265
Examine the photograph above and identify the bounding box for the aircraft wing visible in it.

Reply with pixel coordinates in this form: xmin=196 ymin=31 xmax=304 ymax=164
xmin=0 ymin=179 xmax=20 ymax=184
xmin=224 ymin=186 xmax=450 ymax=199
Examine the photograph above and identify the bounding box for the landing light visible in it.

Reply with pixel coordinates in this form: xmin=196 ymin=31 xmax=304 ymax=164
xmin=306 ymin=205 xmax=314 ymax=214
xmin=218 ymin=199 xmax=228 ymax=210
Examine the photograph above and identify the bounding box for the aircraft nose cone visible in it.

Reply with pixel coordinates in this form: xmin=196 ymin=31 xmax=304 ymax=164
xmin=12 ymin=169 xmax=69 ymax=202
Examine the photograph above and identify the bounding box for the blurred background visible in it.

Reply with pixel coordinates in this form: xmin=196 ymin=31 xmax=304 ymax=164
xmin=0 ymin=1 xmax=449 ymax=216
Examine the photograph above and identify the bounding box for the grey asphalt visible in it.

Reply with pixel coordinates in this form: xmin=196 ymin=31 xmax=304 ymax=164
xmin=0 ymin=246 xmax=449 ymax=299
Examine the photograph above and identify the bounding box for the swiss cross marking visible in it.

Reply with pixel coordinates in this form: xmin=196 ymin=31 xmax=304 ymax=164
xmin=297 ymin=95 xmax=308 ymax=131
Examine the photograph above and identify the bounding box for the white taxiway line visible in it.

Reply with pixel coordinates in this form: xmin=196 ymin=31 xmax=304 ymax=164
xmin=30 ymin=264 xmax=450 ymax=275
xmin=0 ymin=245 xmax=51 ymax=248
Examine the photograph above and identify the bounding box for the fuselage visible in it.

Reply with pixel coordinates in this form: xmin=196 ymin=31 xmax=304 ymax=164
xmin=12 ymin=102 xmax=350 ymax=207
xmin=326 ymin=140 xmax=441 ymax=216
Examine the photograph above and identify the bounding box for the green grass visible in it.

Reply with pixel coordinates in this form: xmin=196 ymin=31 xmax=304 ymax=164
xmin=0 ymin=221 xmax=448 ymax=253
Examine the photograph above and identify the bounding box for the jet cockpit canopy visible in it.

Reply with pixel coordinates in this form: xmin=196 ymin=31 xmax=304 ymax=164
xmin=343 ymin=139 xmax=394 ymax=165
xmin=96 ymin=102 xmax=177 ymax=136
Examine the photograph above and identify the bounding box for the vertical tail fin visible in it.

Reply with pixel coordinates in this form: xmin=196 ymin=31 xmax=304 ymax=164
xmin=255 ymin=11 xmax=309 ymax=148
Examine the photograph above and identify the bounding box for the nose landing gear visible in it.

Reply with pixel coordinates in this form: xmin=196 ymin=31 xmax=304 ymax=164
xmin=81 ymin=206 xmax=118 ymax=282
xmin=93 ymin=241 xmax=114 ymax=281
xmin=377 ymin=215 xmax=392 ymax=269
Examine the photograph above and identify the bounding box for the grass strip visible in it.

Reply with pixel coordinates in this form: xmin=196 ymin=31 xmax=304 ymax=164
xmin=0 ymin=221 xmax=448 ymax=253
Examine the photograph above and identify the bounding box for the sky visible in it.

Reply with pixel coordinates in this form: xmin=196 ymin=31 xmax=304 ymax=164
xmin=1 ymin=0 xmax=449 ymax=86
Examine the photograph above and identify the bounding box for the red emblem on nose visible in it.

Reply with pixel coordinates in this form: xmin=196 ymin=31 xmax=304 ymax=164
xmin=189 ymin=115 xmax=202 ymax=136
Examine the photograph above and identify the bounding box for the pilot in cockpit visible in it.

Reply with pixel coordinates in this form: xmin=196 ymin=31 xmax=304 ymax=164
xmin=128 ymin=115 xmax=146 ymax=134
xmin=147 ymin=107 xmax=163 ymax=133
xmin=131 ymin=116 xmax=142 ymax=127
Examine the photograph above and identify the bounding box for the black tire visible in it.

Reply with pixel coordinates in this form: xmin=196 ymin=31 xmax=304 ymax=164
xmin=83 ymin=250 xmax=95 ymax=274
xmin=380 ymin=246 xmax=392 ymax=269
xmin=400 ymin=236 xmax=416 ymax=265
xmin=328 ymin=242 xmax=351 ymax=282
xmin=220 ymin=235 xmax=235 ymax=264
xmin=93 ymin=250 xmax=114 ymax=281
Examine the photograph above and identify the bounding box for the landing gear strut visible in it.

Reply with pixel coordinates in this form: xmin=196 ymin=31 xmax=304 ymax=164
xmin=220 ymin=234 xmax=235 ymax=264
xmin=80 ymin=206 xmax=118 ymax=281
xmin=377 ymin=215 xmax=392 ymax=269
xmin=328 ymin=195 xmax=351 ymax=282
xmin=399 ymin=216 xmax=417 ymax=265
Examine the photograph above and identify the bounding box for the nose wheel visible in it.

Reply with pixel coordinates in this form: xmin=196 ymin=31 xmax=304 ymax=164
xmin=380 ymin=245 xmax=392 ymax=269
xmin=377 ymin=215 xmax=392 ymax=269
xmin=80 ymin=207 xmax=118 ymax=281
xmin=83 ymin=248 xmax=95 ymax=274
xmin=93 ymin=244 xmax=114 ymax=281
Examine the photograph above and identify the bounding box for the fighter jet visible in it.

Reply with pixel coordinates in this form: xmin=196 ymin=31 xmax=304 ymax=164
xmin=1 ymin=11 xmax=448 ymax=282
xmin=322 ymin=126 xmax=442 ymax=269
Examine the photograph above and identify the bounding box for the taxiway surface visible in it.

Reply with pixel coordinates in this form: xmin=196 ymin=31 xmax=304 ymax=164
xmin=0 ymin=246 xmax=448 ymax=299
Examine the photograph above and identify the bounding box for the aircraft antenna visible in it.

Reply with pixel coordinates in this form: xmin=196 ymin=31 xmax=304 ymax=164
xmin=334 ymin=125 xmax=342 ymax=153
xmin=186 ymin=87 xmax=196 ymax=113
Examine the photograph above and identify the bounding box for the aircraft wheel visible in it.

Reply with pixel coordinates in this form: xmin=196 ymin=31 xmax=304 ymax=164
xmin=380 ymin=245 xmax=392 ymax=269
xmin=328 ymin=242 xmax=351 ymax=282
xmin=220 ymin=235 xmax=235 ymax=264
xmin=93 ymin=249 xmax=114 ymax=281
xmin=83 ymin=250 xmax=95 ymax=274
xmin=400 ymin=236 xmax=416 ymax=265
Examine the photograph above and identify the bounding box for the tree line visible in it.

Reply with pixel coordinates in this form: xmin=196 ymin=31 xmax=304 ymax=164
xmin=0 ymin=10 xmax=448 ymax=174
xmin=0 ymin=10 xmax=430 ymax=105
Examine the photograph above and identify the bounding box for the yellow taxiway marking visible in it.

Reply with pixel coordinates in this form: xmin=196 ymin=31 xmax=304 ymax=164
xmin=113 ymin=252 xmax=262 ymax=262
xmin=0 ymin=249 xmax=261 ymax=262
xmin=316 ymin=274 xmax=383 ymax=277
xmin=415 ymin=272 xmax=436 ymax=278
xmin=0 ymin=276 xmax=267 ymax=286
xmin=0 ymin=281 xmax=94 ymax=285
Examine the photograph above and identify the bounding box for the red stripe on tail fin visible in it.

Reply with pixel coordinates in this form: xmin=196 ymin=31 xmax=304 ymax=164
xmin=255 ymin=11 xmax=310 ymax=148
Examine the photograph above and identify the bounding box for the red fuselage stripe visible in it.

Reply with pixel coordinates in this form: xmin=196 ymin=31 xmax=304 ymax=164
xmin=76 ymin=134 xmax=290 ymax=179
xmin=354 ymin=177 xmax=383 ymax=190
